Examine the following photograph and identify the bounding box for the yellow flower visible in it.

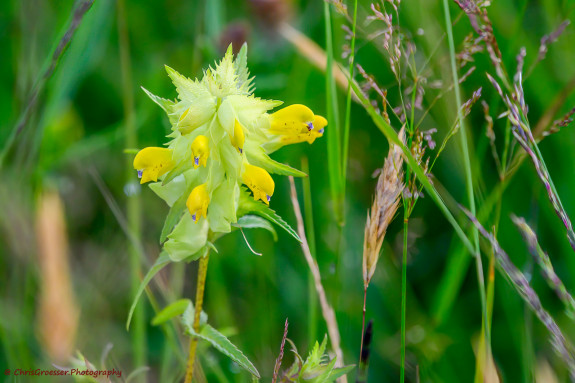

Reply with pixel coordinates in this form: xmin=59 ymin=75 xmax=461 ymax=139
xmin=230 ymin=120 xmax=246 ymax=154
xmin=269 ymin=104 xmax=315 ymax=135
xmin=191 ymin=135 xmax=210 ymax=168
xmin=186 ymin=183 xmax=210 ymax=222
xmin=242 ymin=164 xmax=275 ymax=204
xmin=133 ymin=147 xmax=175 ymax=184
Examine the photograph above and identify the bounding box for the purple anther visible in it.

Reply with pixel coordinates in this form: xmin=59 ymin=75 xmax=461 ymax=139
xmin=306 ymin=122 xmax=314 ymax=131
xmin=137 ymin=170 xmax=143 ymax=178
xmin=266 ymin=195 xmax=271 ymax=202
xmin=191 ymin=214 xmax=197 ymax=221
xmin=239 ymin=148 xmax=243 ymax=154
xmin=318 ymin=128 xmax=324 ymax=134
xmin=194 ymin=157 xmax=199 ymax=166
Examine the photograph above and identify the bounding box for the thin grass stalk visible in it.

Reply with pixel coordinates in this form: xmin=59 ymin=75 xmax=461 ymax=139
xmin=513 ymin=216 xmax=575 ymax=316
xmin=117 ymin=0 xmax=147 ymax=375
xmin=288 ymin=177 xmax=346 ymax=382
xmin=301 ymin=157 xmax=318 ymax=346
xmin=400 ymin=214 xmax=408 ymax=383
xmin=342 ymin=0 xmax=358 ymax=197
xmin=441 ymin=2 xmax=488 ymax=380
xmin=462 ymin=208 xmax=575 ymax=381
xmin=0 ymin=0 xmax=94 ymax=167
xmin=323 ymin=1 xmax=344 ymax=225
xmin=356 ymin=320 xmax=373 ymax=383
xmin=185 ymin=253 xmax=210 ymax=383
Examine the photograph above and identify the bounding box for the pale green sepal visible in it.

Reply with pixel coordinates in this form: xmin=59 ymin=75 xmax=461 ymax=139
xmin=233 ymin=43 xmax=254 ymax=94
xmin=149 ymin=174 xmax=187 ymax=207
xmin=244 ymin=141 xmax=307 ymax=177
xmin=151 ymin=299 xmax=191 ymax=326
xmin=161 ymin=160 xmax=191 ymax=186
xmin=164 ymin=214 xmax=208 ymax=262
xmin=207 ymin=179 xmax=239 ymax=233
xmin=181 ymin=308 xmax=261 ymax=378
xmin=227 ymin=95 xmax=282 ymax=131
xmin=127 ymin=252 xmax=171 ymax=330
xmin=159 ymin=189 xmax=188 ymax=243
xmin=141 ymin=87 xmax=178 ymax=125
xmin=233 ymin=215 xmax=278 ymax=241
xmin=217 ymin=97 xmax=236 ymax=136
xmin=238 ymin=188 xmax=301 ymax=242
xmin=218 ymin=139 xmax=243 ymax=181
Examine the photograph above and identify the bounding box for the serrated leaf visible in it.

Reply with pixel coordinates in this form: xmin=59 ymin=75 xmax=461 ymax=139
xmin=127 ymin=252 xmax=171 ymax=330
xmin=238 ymin=188 xmax=301 ymax=242
xmin=151 ymin=299 xmax=191 ymax=326
xmin=233 ymin=215 xmax=278 ymax=241
xmin=328 ymin=365 xmax=355 ymax=381
xmin=184 ymin=322 xmax=260 ymax=378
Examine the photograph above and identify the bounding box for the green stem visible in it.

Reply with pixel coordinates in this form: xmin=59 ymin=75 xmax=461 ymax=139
xmin=323 ymin=1 xmax=343 ymax=225
xmin=184 ymin=253 xmax=210 ymax=383
xmin=342 ymin=0 xmax=358 ymax=196
xmin=400 ymin=215 xmax=409 ymax=383
xmin=441 ymin=2 xmax=488 ymax=380
xmin=117 ymin=0 xmax=146 ymax=375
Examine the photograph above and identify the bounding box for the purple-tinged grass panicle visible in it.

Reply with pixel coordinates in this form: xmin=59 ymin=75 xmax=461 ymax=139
xmin=512 ymin=216 xmax=575 ymax=318
xmin=272 ymin=318 xmax=289 ymax=383
xmin=461 ymin=207 xmax=575 ymax=380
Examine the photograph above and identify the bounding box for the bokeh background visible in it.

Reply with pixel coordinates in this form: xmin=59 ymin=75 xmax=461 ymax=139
xmin=2 ymin=0 xmax=575 ymax=382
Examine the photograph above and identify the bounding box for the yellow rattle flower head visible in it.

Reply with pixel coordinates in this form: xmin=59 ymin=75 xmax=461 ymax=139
xmin=136 ymin=44 xmax=327 ymax=261
xmin=133 ymin=147 xmax=175 ymax=184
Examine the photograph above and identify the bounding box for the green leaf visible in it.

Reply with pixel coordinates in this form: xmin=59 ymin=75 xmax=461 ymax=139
xmin=238 ymin=188 xmax=301 ymax=242
xmin=183 ymin=321 xmax=260 ymax=378
xmin=126 ymin=252 xmax=171 ymax=330
xmin=151 ymin=299 xmax=191 ymax=326
xmin=233 ymin=215 xmax=278 ymax=241
xmin=328 ymin=365 xmax=355 ymax=381
xmin=245 ymin=141 xmax=307 ymax=177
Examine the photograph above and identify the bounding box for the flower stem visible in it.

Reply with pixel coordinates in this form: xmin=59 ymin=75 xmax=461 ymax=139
xmin=184 ymin=253 xmax=210 ymax=383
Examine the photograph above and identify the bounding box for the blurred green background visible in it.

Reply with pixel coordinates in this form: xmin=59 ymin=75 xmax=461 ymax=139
xmin=2 ymin=0 xmax=575 ymax=382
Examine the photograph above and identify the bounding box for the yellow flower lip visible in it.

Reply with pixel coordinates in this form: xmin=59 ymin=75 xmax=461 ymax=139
xmin=191 ymin=135 xmax=210 ymax=169
xmin=242 ymin=164 xmax=275 ymax=205
xmin=133 ymin=147 xmax=175 ymax=184
xmin=186 ymin=183 xmax=210 ymax=223
xmin=230 ymin=120 xmax=246 ymax=154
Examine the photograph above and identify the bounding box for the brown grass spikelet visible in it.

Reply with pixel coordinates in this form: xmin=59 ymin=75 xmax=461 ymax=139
xmin=362 ymin=128 xmax=405 ymax=289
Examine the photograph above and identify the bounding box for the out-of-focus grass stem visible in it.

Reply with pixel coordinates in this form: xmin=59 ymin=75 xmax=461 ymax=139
xmin=117 ymin=0 xmax=146 ymax=377
xmin=441 ymin=2 xmax=488 ymax=381
xmin=301 ymin=157 xmax=318 ymax=346
xmin=324 ymin=2 xmax=343 ymax=225
xmin=342 ymin=0 xmax=358 ymax=197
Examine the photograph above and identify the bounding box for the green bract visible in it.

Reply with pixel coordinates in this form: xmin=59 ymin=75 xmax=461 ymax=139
xmin=135 ymin=44 xmax=327 ymax=261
